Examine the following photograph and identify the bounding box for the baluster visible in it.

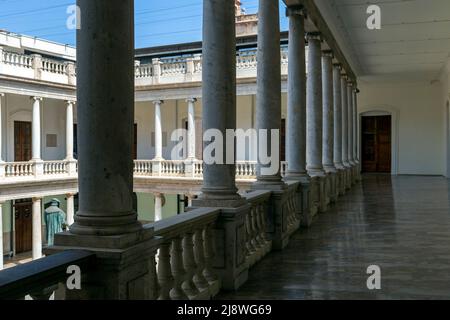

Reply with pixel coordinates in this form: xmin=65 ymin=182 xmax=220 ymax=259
xmin=203 ymin=224 xmax=218 ymax=283
xmin=181 ymin=232 xmax=200 ymax=298
xmin=170 ymin=236 xmax=188 ymax=300
xmin=157 ymin=242 xmax=174 ymax=300
xmin=250 ymin=206 xmax=261 ymax=255
xmin=193 ymin=228 xmax=209 ymax=293
xmin=245 ymin=210 xmax=255 ymax=263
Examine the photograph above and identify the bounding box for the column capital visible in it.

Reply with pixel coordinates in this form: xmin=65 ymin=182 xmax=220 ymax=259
xmin=0 ymin=93 xmax=4 ymax=97
xmin=32 ymin=197 xmax=42 ymax=202
xmin=66 ymin=100 xmax=76 ymax=105
xmin=66 ymin=192 xmax=77 ymax=197
xmin=31 ymin=96 xmax=42 ymax=102
xmin=322 ymin=50 xmax=333 ymax=58
xmin=306 ymin=32 xmax=321 ymax=41
xmin=186 ymin=97 xmax=197 ymax=103
xmin=152 ymin=100 xmax=164 ymax=105
xmin=333 ymin=63 xmax=342 ymax=69
xmin=286 ymin=5 xmax=306 ymax=18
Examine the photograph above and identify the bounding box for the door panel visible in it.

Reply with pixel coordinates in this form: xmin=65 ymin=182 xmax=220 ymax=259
xmin=14 ymin=199 xmax=33 ymax=254
xmin=14 ymin=121 xmax=32 ymax=162
xmin=361 ymin=115 xmax=391 ymax=173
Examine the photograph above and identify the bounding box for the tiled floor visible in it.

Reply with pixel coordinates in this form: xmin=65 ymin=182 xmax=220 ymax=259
xmin=217 ymin=175 xmax=450 ymax=300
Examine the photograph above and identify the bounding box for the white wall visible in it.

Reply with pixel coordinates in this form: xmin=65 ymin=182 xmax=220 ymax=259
xmin=359 ymin=81 xmax=444 ymax=175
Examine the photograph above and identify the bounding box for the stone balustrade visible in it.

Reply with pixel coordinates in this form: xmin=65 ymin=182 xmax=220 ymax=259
xmin=0 ymin=180 xmax=303 ymax=300
xmin=150 ymin=207 xmax=221 ymax=300
xmin=0 ymin=159 xmax=287 ymax=183
xmin=0 ymin=46 xmax=291 ymax=88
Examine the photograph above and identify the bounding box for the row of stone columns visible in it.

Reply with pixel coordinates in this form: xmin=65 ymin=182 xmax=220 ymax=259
xmin=151 ymin=98 xmax=198 ymax=161
xmin=0 ymin=95 xmax=75 ymax=163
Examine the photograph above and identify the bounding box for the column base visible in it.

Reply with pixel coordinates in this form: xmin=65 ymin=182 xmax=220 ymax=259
xmin=46 ymin=226 xmax=160 ymax=300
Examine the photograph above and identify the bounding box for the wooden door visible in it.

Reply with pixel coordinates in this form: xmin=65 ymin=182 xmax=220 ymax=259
xmin=14 ymin=121 xmax=32 ymax=162
xmin=361 ymin=115 xmax=391 ymax=173
xmin=14 ymin=199 xmax=33 ymax=254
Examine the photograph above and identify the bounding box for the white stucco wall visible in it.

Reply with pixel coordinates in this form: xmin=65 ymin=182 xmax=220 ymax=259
xmin=358 ymin=81 xmax=444 ymax=175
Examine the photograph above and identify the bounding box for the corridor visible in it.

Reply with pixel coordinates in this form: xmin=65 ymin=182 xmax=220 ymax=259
xmin=218 ymin=175 xmax=450 ymax=300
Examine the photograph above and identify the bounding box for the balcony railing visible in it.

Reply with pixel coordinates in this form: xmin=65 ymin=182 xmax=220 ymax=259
xmin=0 ymin=159 xmax=288 ymax=184
xmin=0 ymin=46 xmax=293 ymax=87
xmin=0 ymin=181 xmax=302 ymax=300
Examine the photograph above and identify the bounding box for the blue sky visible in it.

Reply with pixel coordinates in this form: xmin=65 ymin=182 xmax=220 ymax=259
xmin=0 ymin=0 xmax=288 ymax=48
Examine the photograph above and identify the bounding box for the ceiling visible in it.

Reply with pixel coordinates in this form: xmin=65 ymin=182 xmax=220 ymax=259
xmin=311 ymin=0 xmax=450 ymax=83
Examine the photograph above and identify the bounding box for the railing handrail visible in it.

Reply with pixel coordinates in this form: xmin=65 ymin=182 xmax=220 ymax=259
xmin=0 ymin=250 xmax=95 ymax=300
xmin=147 ymin=207 xmax=221 ymax=239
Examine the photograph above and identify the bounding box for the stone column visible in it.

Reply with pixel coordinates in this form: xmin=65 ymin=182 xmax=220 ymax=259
xmin=306 ymin=33 xmax=326 ymax=213
xmin=154 ymin=193 xmax=163 ymax=222
xmin=195 ymin=0 xmax=243 ymax=206
xmin=153 ymin=100 xmax=164 ymax=160
xmin=347 ymin=81 xmax=355 ymax=166
xmin=69 ymin=0 xmax=141 ymax=236
xmin=353 ymin=86 xmax=361 ymax=181
xmin=347 ymin=81 xmax=356 ymax=185
xmin=0 ymin=202 xmax=3 ymax=270
xmin=285 ymin=6 xmax=307 ymax=179
xmin=65 ymin=100 xmax=74 ymax=160
xmin=66 ymin=193 xmax=75 ymax=226
xmin=31 ymin=97 xmax=42 ymax=161
xmin=192 ymin=0 xmax=248 ymax=291
xmin=341 ymin=73 xmax=351 ymax=190
xmin=333 ymin=64 xmax=345 ymax=195
xmin=0 ymin=93 xmax=4 ymax=162
xmin=186 ymin=98 xmax=197 ymax=160
xmin=32 ymin=197 xmax=42 ymax=260
xmin=50 ymin=0 xmax=158 ymax=300
xmin=321 ymin=50 xmax=336 ymax=203
xmin=254 ymin=0 xmax=284 ymax=189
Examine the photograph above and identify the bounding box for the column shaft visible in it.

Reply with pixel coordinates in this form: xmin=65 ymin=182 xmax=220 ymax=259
xmin=187 ymin=98 xmax=196 ymax=159
xmin=199 ymin=0 xmax=242 ymax=203
xmin=347 ymin=82 xmax=354 ymax=164
xmin=255 ymin=0 xmax=283 ymax=185
xmin=153 ymin=100 xmax=163 ymax=160
xmin=322 ymin=51 xmax=334 ymax=171
xmin=32 ymin=97 xmax=42 ymax=160
xmin=154 ymin=193 xmax=163 ymax=222
xmin=353 ymin=88 xmax=359 ymax=162
xmin=66 ymin=101 xmax=74 ymax=160
xmin=286 ymin=7 xmax=307 ymax=178
xmin=70 ymin=0 xmax=141 ymax=235
xmin=306 ymin=34 xmax=324 ymax=176
xmin=341 ymin=75 xmax=349 ymax=167
xmin=32 ymin=198 xmax=42 ymax=260
xmin=0 ymin=93 xmax=3 ymax=162
xmin=66 ymin=194 xmax=75 ymax=226
xmin=0 ymin=203 xmax=3 ymax=270
xmin=333 ymin=65 xmax=343 ymax=168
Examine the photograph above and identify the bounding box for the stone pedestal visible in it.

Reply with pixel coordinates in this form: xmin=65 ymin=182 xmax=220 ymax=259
xmin=191 ymin=201 xmax=249 ymax=291
xmin=48 ymin=227 xmax=160 ymax=300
